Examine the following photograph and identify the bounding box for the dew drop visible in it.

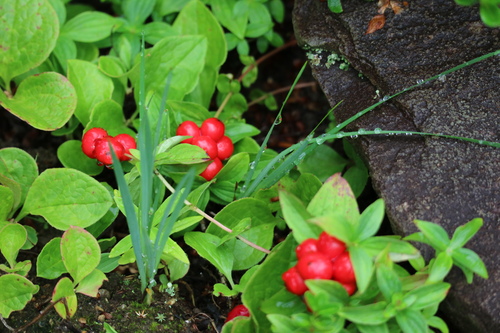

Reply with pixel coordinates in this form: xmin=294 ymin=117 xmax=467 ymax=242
xmin=274 ymin=116 xmax=282 ymax=125
xmin=437 ymin=74 xmax=446 ymax=82
xmin=416 ymin=79 xmax=424 ymax=84
xmin=240 ymin=185 xmax=247 ymax=193
xmin=382 ymin=95 xmax=389 ymax=102
xmin=405 ymin=132 xmax=413 ymax=136
xmin=249 ymin=161 xmax=256 ymax=170
xmin=315 ymin=134 xmax=327 ymax=144
xmin=374 ymin=128 xmax=382 ymax=134
xmin=478 ymin=140 xmax=484 ymax=145
xmin=358 ymin=128 xmax=366 ymax=135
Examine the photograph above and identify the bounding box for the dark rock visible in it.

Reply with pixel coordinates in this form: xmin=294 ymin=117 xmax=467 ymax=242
xmin=293 ymin=0 xmax=499 ymax=332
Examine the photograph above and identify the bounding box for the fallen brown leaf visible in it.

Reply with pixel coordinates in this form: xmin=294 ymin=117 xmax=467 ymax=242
xmin=366 ymin=14 xmax=386 ymax=34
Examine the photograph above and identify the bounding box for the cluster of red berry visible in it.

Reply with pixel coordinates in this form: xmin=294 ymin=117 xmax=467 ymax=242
xmin=282 ymin=232 xmax=357 ymax=296
xmin=82 ymin=128 xmax=137 ymax=166
xmin=176 ymin=118 xmax=234 ymax=181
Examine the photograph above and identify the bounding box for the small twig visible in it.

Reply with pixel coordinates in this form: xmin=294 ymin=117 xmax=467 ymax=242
xmin=0 ymin=315 xmax=14 ymax=332
xmin=154 ymin=170 xmax=271 ymax=254
xmin=247 ymin=81 xmax=317 ymax=108
xmin=10 ymin=298 xmax=64 ymax=333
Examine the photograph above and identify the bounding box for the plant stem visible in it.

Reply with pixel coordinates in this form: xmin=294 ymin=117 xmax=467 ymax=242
xmin=154 ymin=170 xmax=271 ymax=254
xmin=247 ymin=81 xmax=317 ymax=107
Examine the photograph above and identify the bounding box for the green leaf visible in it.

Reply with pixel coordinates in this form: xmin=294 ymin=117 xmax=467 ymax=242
xmin=86 ymin=99 xmax=136 ymax=137
xmin=75 ymin=269 xmax=107 ymax=297
xmin=0 ymin=223 xmax=27 ymax=268
xmin=215 ymin=153 xmax=250 ymax=182
xmin=427 ymin=316 xmax=449 ymax=333
xmin=122 ymin=0 xmax=155 ymax=26
xmin=207 ymin=198 xmax=277 ymax=270
xmin=414 ymin=220 xmax=450 ymax=251
xmin=0 ymin=72 xmax=76 ymax=130
xmin=480 ymin=2 xmax=500 ymax=27
xmin=129 ymin=35 xmax=207 ymax=102
xmin=310 ymin=215 xmax=355 ymax=244
xmin=0 ymin=274 xmax=39 ymax=318
xmin=307 ymin=173 xmax=360 ymax=224
xmin=349 ymin=245 xmax=374 ymax=293
xmin=67 ymin=59 xmax=114 ymax=126
xmin=449 ymin=218 xmax=483 ymax=250
xmin=36 ymin=237 xmax=67 ymax=279
xmin=210 ymin=0 xmax=248 ymax=40
xmin=224 ymin=122 xmax=260 ymax=143
xmin=61 ymin=226 xmax=101 ymax=285
xmin=279 ymin=191 xmax=318 ymax=243
xmin=61 ymin=11 xmax=118 ymax=42
xmin=52 ymin=277 xmax=77 ymax=318
xmin=339 ymin=302 xmax=388 ymax=325
xmin=0 ymin=147 xmax=38 ymax=208
xmin=0 ymin=186 xmax=13 ymax=220
xmin=297 ymin=144 xmax=347 ymax=182
xmin=361 ymin=236 xmax=419 ymax=260
xmin=328 ymin=0 xmax=344 ymax=13
xmin=53 ymin=36 xmax=77 ymax=73
xmin=184 ymin=231 xmax=235 ymax=286
xmin=395 ymin=309 xmax=427 ymax=333
xmin=451 ymin=247 xmax=489 ymax=279
xmin=357 ymin=199 xmax=385 ymax=241
xmin=405 ymin=282 xmax=450 ymax=310
xmin=98 ymin=56 xmax=128 ymax=78
xmin=0 ymin=0 xmax=59 ymax=86
xmin=57 ymin=140 xmax=104 ymax=176
xmin=22 ymin=168 xmax=113 ymax=230
xmin=155 ymin=144 xmax=209 ymax=165
xmin=245 ymin=1 xmax=273 ymax=38
xmin=143 ymin=21 xmax=178 ymax=45
xmin=376 ymin=261 xmax=402 ymax=301
xmin=427 ymin=252 xmax=453 ymax=284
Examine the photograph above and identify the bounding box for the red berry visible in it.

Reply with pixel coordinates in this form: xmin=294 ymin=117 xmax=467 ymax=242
xmin=176 ymin=120 xmax=200 ymax=144
xmin=317 ymin=232 xmax=346 ymax=261
xmin=82 ymin=128 xmax=108 ymax=158
xmin=297 ymin=252 xmax=334 ymax=280
xmin=201 ymin=117 xmax=225 ymax=142
xmin=282 ymin=266 xmax=308 ymax=296
xmin=296 ymin=238 xmax=319 ymax=259
xmin=114 ymin=134 xmax=137 ymax=161
xmin=200 ymin=158 xmax=223 ymax=181
xmin=94 ymin=136 xmax=124 ymax=165
xmin=216 ymin=136 xmax=234 ymax=160
xmin=340 ymin=281 xmax=357 ymax=296
xmin=225 ymin=304 xmax=250 ymax=323
xmin=192 ymin=136 xmax=218 ymax=159
xmin=331 ymin=252 xmax=356 ymax=284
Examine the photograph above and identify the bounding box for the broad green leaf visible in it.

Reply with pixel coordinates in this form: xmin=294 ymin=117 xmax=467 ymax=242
xmin=376 ymin=262 xmax=402 ymax=301
xmin=1 ymin=260 xmax=31 ymax=276
xmin=48 ymin=0 xmax=66 ymax=28
xmin=22 ymin=168 xmax=113 ymax=230
xmin=86 ymin=99 xmax=136 ymax=137
xmin=21 ymin=225 xmax=37 ymax=250
xmin=75 ymin=269 xmax=107 ymax=297
xmin=427 ymin=316 xmax=449 ymax=333
xmin=349 ymin=245 xmax=374 ymax=293
xmin=224 ymin=122 xmax=260 ymax=143
xmin=357 ymin=323 xmax=390 ymax=333
xmin=0 ymin=175 xmax=22 ymax=214
xmin=328 ymin=0 xmax=343 ymax=13
xmin=155 ymin=144 xmax=209 ymax=165
xmin=52 ymin=277 xmax=77 ymax=318
xmin=0 ymin=0 xmax=59 ymax=85
xmin=57 ymin=140 xmax=104 ymax=176
xmin=206 ymin=198 xmax=277 ymax=269
xmin=427 ymin=252 xmax=453 ymax=284
xmin=310 ymin=215 xmax=355 ymax=244
xmin=0 ymin=72 xmax=76 ymax=130
xmin=406 ymin=282 xmax=450 ymax=310
xmin=109 ymin=235 xmax=132 ymax=258
xmin=211 ymin=180 xmax=237 ymax=204
xmin=242 ymin=234 xmax=297 ymax=332
xmin=61 ymin=11 xmax=118 ymax=42
xmin=161 ymin=237 xmax=190 ymax=281
xmin=449 ymin=218 xmax=483 ymax=250
xmin=0 ymin=186 xmax=13 ymax=220
xmin=339 ymin=302 xmax=388 ymax=325
xmin=298 ymin=144 xmax=347 ymax=182
xmin=129 ymin=35 xmax=207 ymax=102
xmin=36 ymin=237 xmax=67 ymax=279
xmin=360 ymin=236 xmax=420 ymax=262
xmin=53 ymin=36 xmax=77 ymax=73
xmin=185 ymin=231 xmax=235 ymax=286
xmin=245 ymin=1 xmax=273 ymax=38
xmin=395 ymin=309 xmax=427 ymax=333
xmin=414 ymin=220 xmax=450 ymax=251
xmin=173 ymin=0 xmax=226 ymax=68
xmin=122 ymin=0 xmax=155 ymax=26
xmin=61 ymin=226 xmax=101 ymax=285
xmin=0 ymin=274 xmax=39 ymax=318
xmin=143 ymin=21 xmax=178 ymax=45
xmin=210 ymin=0 xmax=248 ymax=39
xmin=279 ymin=191 xmax=319 ymax=243
xmin=67 ymin=59 xmax=114 ymax=126
xmin=451 ymin=247 xmax=488 ymax=279
xmin=98 ymin=56 xmax=128 ymax=78
xmin=215 ymin=153 xmax=250 ymax=182
xmin=307 ymin=173 xmax=360 ymax=224
xmin=305 ymin=279 xmax=350 ymax=304
xmin=357 ymin=199 xmax=385 ymax=241
xmin=0 ymin=223 xmax=27 ymax=268
xmin=155 ymin=0 xmax=190 ymax=16
xmin=97 ymin=253 xmax=120 ymax=273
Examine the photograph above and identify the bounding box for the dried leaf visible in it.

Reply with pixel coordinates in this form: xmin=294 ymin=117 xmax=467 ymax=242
xmin=366 ymin=14 xmax=386 ymax=34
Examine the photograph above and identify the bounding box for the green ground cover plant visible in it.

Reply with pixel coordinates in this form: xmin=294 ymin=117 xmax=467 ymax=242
xmin=0 ymin=0 xmax=498 ymax=332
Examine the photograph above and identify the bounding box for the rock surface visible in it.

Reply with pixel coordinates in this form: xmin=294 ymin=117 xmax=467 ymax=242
xmin=293 ymin=0 xmax=499 ymax=332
